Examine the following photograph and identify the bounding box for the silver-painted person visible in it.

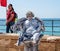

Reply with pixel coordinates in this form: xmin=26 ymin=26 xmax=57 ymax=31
xmin=13 ymin=11 xmax=45 ymax=46
xmin=12 ymin=11 xmax=45 ymax=51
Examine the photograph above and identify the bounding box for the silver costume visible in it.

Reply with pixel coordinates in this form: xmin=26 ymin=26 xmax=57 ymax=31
xmin=23 ymin=17 xmax=42 ymax=43
xmin=11 ymin=17 xmax=44 ymax=44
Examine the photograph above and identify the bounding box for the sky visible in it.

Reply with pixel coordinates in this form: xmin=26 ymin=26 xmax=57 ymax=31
xmin=0 ymin=0 xmax=60 ymax=19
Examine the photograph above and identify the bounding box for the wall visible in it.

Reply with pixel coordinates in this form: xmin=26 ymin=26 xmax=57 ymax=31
xmin=0 ymin=34 xmax=60 ymax=51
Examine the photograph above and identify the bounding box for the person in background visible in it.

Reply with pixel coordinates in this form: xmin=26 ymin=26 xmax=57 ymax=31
xmin=6 ymin=4 xmax=15 ymax=33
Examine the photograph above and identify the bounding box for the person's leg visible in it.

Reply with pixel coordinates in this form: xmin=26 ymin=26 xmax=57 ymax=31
xmin=31 ymin=33 xmax=40 ymax=51
xmin=32 ymin=33 xmax=40 ymax=43
xmin=18 ymin=37 xmax=23 ymax=46
xmin=6 ymin=24 xmax=10 ymax=33
xmin=10 ymin=22 xmax=15 ymax=33
xmin=14 ymin=34 xmax=24 ymax=46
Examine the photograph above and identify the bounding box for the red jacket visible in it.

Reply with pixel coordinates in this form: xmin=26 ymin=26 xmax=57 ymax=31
xmin=7 ymin=10 xmax=15 ymax=23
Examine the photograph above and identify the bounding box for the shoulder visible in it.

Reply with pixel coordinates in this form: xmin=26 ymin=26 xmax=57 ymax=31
xmin=20 ymin=17 xmax=27 ymax=21
xmin=35 ymin=17 xmax=44 ymax=25
xmin=35 ymin=17 xmax=42 ymax=22
xmin=17 ymin=17 xmax=27 ymax=22
xmin=15 ymin=17 xmax=27 ymax=25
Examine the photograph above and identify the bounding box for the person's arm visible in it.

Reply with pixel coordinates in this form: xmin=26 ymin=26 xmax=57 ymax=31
xmin=11 ymin=18 xmax=27 ymax=32
xmin=32 ymin=19 xmax=45 ymax=34
xmin=36 ymin=21 xmax=45 ymax=32
xmin=6 ymin=10 xmax=11 ymax=25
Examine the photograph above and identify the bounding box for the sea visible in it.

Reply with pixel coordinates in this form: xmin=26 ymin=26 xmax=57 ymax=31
xmin=0 ymin=18 xmax=60 ymax=36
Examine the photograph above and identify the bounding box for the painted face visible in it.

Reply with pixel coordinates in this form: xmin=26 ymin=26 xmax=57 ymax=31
xmin=27 ymin=14 xmax=33 ymax=20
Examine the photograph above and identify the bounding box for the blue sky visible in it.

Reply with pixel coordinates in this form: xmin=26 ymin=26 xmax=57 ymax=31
xmin=0 ymin=0 xmax=60 ymax=19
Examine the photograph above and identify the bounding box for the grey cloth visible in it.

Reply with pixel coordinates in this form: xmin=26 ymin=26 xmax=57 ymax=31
xmin=11 ymin=18 xmax=27 ymax=33
xmin=11 ymin=17 xmax=45 ymax=33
